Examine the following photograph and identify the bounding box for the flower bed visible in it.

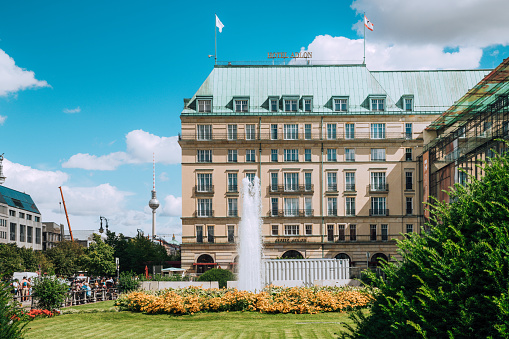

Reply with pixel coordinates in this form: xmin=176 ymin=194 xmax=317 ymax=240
xmin=11 ymin=309 xmax=59 ymax=321
xmin=115 ymin=286 xmax=375 ymax=315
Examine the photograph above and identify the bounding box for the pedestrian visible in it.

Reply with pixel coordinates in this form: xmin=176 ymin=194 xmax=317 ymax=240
xmin=11 ymin=279 xmax=19 ymax=297
xmin=21 ymin=277 xmax=29 ymax=302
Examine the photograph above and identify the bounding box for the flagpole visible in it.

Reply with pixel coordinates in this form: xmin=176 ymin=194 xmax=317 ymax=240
xmin=214 ymin=14 xmax=217 ymax=65
xmin=363 ymin=12 xmax=366 ymax=65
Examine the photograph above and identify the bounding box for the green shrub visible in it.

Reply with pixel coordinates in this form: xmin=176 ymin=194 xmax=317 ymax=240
xmin=118 ymin=271 xmax=140 ymax=293
xmin=342 ymin=148 xmax=509 ymax=338
xmin=31 ymin=276 xmax=68 ymax=311
xmin=0 ymin=279 xmax=29 ymax=339
xmin=197 ymin=269 xmax=234 ymax=288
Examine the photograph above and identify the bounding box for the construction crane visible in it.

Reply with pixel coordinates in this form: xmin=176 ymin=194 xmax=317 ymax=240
xmin=58 ymin=186 xmax=74 ymax=241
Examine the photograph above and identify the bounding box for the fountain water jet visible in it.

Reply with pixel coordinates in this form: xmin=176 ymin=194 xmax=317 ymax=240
xmin=237 ymin=176 xmax=263 ymax=292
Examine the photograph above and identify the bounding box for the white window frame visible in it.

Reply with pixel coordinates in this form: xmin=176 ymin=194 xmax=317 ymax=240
xmin=333 ymin=98 xmax=348 ymax=112
xmin=284 ymin=198 xmax=299 ymax=217
xmin=284 ymin=98 xmax=298 ymax=112
xmin=197 ymin=124 xmax=212 ymax=140
xmin=345 ymin=123 xmax=354 ymax=139
xmin=371 ymin=123 xmax=386 ymax=139
xmin=371 ymin=148 xmax=386 ymax=161
xmin=197 ymin=199 xmax=212 ymax=217
xmin=197 ymin=173 xmax=212 ymax=192
xmin=284 ymin=224 xmax=299 ymax=235
xmin=270 ymin=98 xmax=279 ymax=113
xmin=303 ymin=97 xmax=312 ymax=112
xmin=197 ymin=150 xmax=212 ymax=163
xmin=228 ymin=124 xmax=237 ymax=140
xmin=246 ymin=149 xmax=256 ymax=162
xmin=284 ymin=149 xmax=298 ymax=162
xmin=235 ymin=99 xmax=249 ymax=113
xmin=228 ymin=149 xmax=238 ymax=163
xmin=284 ymin=124 xmax=299 ymax=140
xmin=197 ymin=99 xmax=212 ymax=113
xmin=346 ymin=197 xmax=355 ymax=216
xmin=370 ymin=98 xmax=385 ymax=111
xmin=327 ymin=123 xmax=337 ymax=140
xmin=327 ymin=149 xmax=337 ymax=162
xmin=246 ymin=124 xmax=256 ymax=140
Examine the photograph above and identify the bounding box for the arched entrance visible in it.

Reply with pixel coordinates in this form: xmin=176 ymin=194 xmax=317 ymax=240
xmin=281 ymin=250 xmax=304 ymax=259
xmin=369 ymin=253 xmax=388 ymax=269
xmin=334 ymin=253 xmax=352 ymax=266
xmin=196 ymin=254 xmax=215 ymax=274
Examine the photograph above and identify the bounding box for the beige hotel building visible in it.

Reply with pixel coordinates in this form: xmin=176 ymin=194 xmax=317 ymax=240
xmin=179 ymin=63 xmax=489 ymax=274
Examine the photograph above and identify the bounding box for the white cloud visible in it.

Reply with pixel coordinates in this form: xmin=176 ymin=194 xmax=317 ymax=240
xmin=0 ymin=115 xmax=6 ymax=125
xmin=159 ymin=172 xmax=169 ymax=182
xmin=62 ymin=129 xmax=181 ymax=170
xmin=161 ymin=195 xmax=182 ymax=217
xmin=63 ymin=107 xmax=81 ymax=114
xmin=0 ymin=49 xmax=49 ymax=96
xmin=58 ymin=184 xmax=132 ymax=216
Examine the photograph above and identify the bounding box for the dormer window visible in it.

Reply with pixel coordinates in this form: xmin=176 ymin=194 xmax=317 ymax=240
xmin=333 ymin=97 xmax=348 ymax=112
xmin=235 ymin=99 xmax=248 ymax=112
xmin=269 ymin=98 xmax=279 ymax=112
xmin=369 ymin=95 xmax=386 ymax=112
xmin=302 ymin=96 xmax=313 ymax=112
xmin=404 ymin=97 xmax=413 ymax=111
xmin=283 ymin=97 xmax=298 ymax=112
xmin=197 ymin=98 xmax=212 ymax=113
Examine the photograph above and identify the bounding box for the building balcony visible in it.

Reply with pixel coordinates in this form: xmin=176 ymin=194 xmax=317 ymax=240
xmin=327 ymin=209 xmax=338 ymax=216
xmin=227 ymin=184 xmax=238 ymax=193
xmin=368 ymin=184 xmax=389 ymax=193
xmin=194 ymin=185 xmax=214 ymax=195
xmin=269 ymin=184 xmax=314 ymax=194
xmin=327 ymin=184 xmax=338 ymax=192
xmin=344 ymin=184 xmax=356 ymax=192
xmin=326 ymin=234 xmax=401 ymax=242
xmin=369 ymin=209 xmax=389 ymax=216
xmin=268 ymin=209 xmax=314 ymax=217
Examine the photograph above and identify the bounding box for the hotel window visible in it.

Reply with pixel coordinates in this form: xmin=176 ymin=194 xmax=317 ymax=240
xmin=381 ymin=224 xmax=388 ymax=241
xmin=19 ymin=212 xmax=25 ymax=219
xmin=228 ymin=198 xmax=238 ymax=217
xmin=327 ymin=149 xmax=337 ymax=162
xmin=304 ymin=197 xmax=312 ymax=216
xmin=327 ymin=225 xmax=334 ymax=242
xmin=9 ymin=210 xmax=15 ymax=217
xmin=197 ymin=173 xmax=212 ymax=192
xmin=371 ymin=98 xmax=385 ymax=111
xmin=305 ymin=224 xmax=312 ymax=235
xmin=371 ymin=123 xmax=386 ymax=139
xmin=405 ymin=172 xmax=413 ymax=190
xmin=371 ymin=172 xmax=386 ymax=191
xmin=246 ymin=149 xmax=256 ymax=162
xmin=371 ymin=148 xmax=386 ymax=161
xmin=27 ymin=226 xmax=33 ymax=243
xmin=406 ymin=224 xmax=413 ymax=233
xmin=246 ymin=124 xmax=256 ymax=140
xmin=228 ymin=173 xmax=238 ymax=192
xmin=33 ymin=228 xmax=40 ymax=243
xmin=303 ymin=98 xmax=312 ymax=112
xmin=271 ymin=172 xmax=278 ymax=192
xmin=338 ymin=225 xmax=345 ymax=241
xmin=327 ymin=197 xmax=337 ymax=216
xmin=284 ymin=124 xmax=298 ymax=140
xmin=26 ymin=215 xmax=32 ymax=221
xmin=197 ymin=150 xmax=212 ymax=163
xmin=458 ymin=171 xmax=467 ymax=186
xmin=197 ymin=199 xmax=212 ymax=217
xmin=346 ymin=197 xmax=355 ymax=216
xmin=334 ymin=98 xmax=348 ymax=112
xmin=405 ymin=148 xmax=412 ymax=161
xmin=345 ymin=172 xmax=355 ymax=191
xmin=371 ymin=197 xmax=387 ymax=216
xmin=270 ymin=99 xmax=278 ymax=112
xmin=404 ymin=98 xmax=413 ymax=111
xmin=245 ymin=173 xmax=255 ymax=184
xmin=405 ymin=123 xmax=413 ymax=139
xmin=196 ymin=226 xmax=203 ymax=243
xmin=197 ymin=124 xmax=212 ymax=140
xmin=271 ymin=124 xmax=278 ymax=140
xmin=345 ymin=148 xmax=355 ymax=162
xmin=197 ymin=99 xmax=212 ymax=113
xmin=370 ymin=224 xmax=377 ymax=241
xmin=228 ymin=150 xmax=238 ymax=163
xmin=350 ymin=224 xmax=357 ymax=241
xmin=284 ymin=149 xmax=298 ymax=162
xmin=284 ymin=198 xmax=299 ymax=217
xmin=20 ymin=225 xmax=25 ymax=242
xmin=304 ymin=124 xmax=311 ymax=139
xmin=285 ymin=224 xmax=299 ymax=235
xmin=284 ymin=173 xmax=299 ymax=192
xmin=284 ymin=98 xmax=298 ymax=112
xmin=235 ymin=99 xmax=248 ymax=113
xmin=304 ymin=149 xmax=311 ymax=162
xmin=345 ymin=123 xmax=355 ymax=139
xmin=304 ymin=172 xmax=312 ymax=191
xmin=327 ymin=123 xmax=337 ymax=140
xmin=271 ymin=149 xmax=278 ymax=162
xmin=406 ymin=197 xmax=413 ymax=215
xmin=228 ymin=124 xmax=237 ymax=140
xmin=207 ymin=225 xmax=214 ymax=243
xmin=35 ymin=216 xmax=40 ymax=222
xmin=272 ymin=224 xmax=279 ymax=236
xmin=327 ymin=172 xmax=337 ymax=192
xmin=10 ymin=223 xmax=16 ymax=241
xmin=228 ymin=225 xmax=235 ymax=243
xmin=271 ymin=198 xmax=279 ymax=217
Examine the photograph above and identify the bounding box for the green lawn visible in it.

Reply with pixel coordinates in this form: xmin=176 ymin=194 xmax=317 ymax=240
xmin=25 ymin=301 xmax=359 ymax=338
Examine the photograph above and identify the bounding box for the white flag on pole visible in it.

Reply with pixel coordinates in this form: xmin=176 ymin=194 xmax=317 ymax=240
xmin=364 ymin=15 xmax=374 ymax=31
xmin=216 ymin=14 xmax=224 ymax=33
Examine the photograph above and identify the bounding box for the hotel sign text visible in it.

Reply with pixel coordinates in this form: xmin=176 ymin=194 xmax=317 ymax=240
xmin=268 ymin=52 xmax=312 ymax=59
xmin=274 ymin=238 xmax=307 ymax=243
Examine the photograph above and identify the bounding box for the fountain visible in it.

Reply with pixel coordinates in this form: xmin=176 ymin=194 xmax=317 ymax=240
xmin=237 ymin=176 xmax=263 ymax=292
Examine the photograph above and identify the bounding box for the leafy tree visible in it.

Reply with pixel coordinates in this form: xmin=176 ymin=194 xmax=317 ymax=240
xmin=198 ymin=269 xmax=234 ymax=288
xmin=118 ymin=271 xmax=140 ymax=293
xmin=45 ymin=240 xmax=83 ymax=277
xmin=31 ymin=276 xmax=68 ymax=311
xmin=0 ymin=278 xmax=29 ymax=338
xmin=80 ymin=233 xmax=116 ymax=277
xmin=0 ymin=244 xmax=24 ymax=278
xmin=342 ymin=149 xmax=509 ymax=338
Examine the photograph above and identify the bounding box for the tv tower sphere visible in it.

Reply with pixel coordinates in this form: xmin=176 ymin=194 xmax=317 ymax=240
xmin=149 ymin=154 xmax=159 ymax=239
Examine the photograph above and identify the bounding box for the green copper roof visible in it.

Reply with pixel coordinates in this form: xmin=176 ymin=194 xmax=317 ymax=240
xmin=0 ymin=185 xmax=40 ymax=214
xmin=181 ymin=64 xmax=490 ymax=116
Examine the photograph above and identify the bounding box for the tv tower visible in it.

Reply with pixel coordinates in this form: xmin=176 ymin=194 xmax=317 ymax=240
xmin=148 ymin=154 xmax=160 ymax=240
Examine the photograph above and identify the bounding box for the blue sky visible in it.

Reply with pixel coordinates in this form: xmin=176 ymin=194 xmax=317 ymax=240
xmin=1 ymin=0 xmax=508 ymax=240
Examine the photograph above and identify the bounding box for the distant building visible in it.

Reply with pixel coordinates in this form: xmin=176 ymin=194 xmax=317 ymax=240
xmin=41 ymin=222 xmax=64 ymax=250
xmin=0 ymin=185 xmax=43 ymax=250
xmin=157 ymin=234 xmax=180 ymax=256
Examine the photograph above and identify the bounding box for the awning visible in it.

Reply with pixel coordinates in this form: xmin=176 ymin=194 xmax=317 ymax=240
xmin=193 ymin=263 xmax=218 ymax=266
xmin=161 ymin=267 xmax=186 ymax=272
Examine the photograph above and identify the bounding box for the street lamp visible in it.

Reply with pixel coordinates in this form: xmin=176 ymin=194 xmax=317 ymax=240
xmin=99 ymin=216 xmax=108 ymax=234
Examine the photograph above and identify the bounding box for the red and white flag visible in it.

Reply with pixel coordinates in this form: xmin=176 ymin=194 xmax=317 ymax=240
xmin=364 ymin=15 xmax=374 ymax=31
xmin=216 ymin=14 xmax=224 ymax=33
